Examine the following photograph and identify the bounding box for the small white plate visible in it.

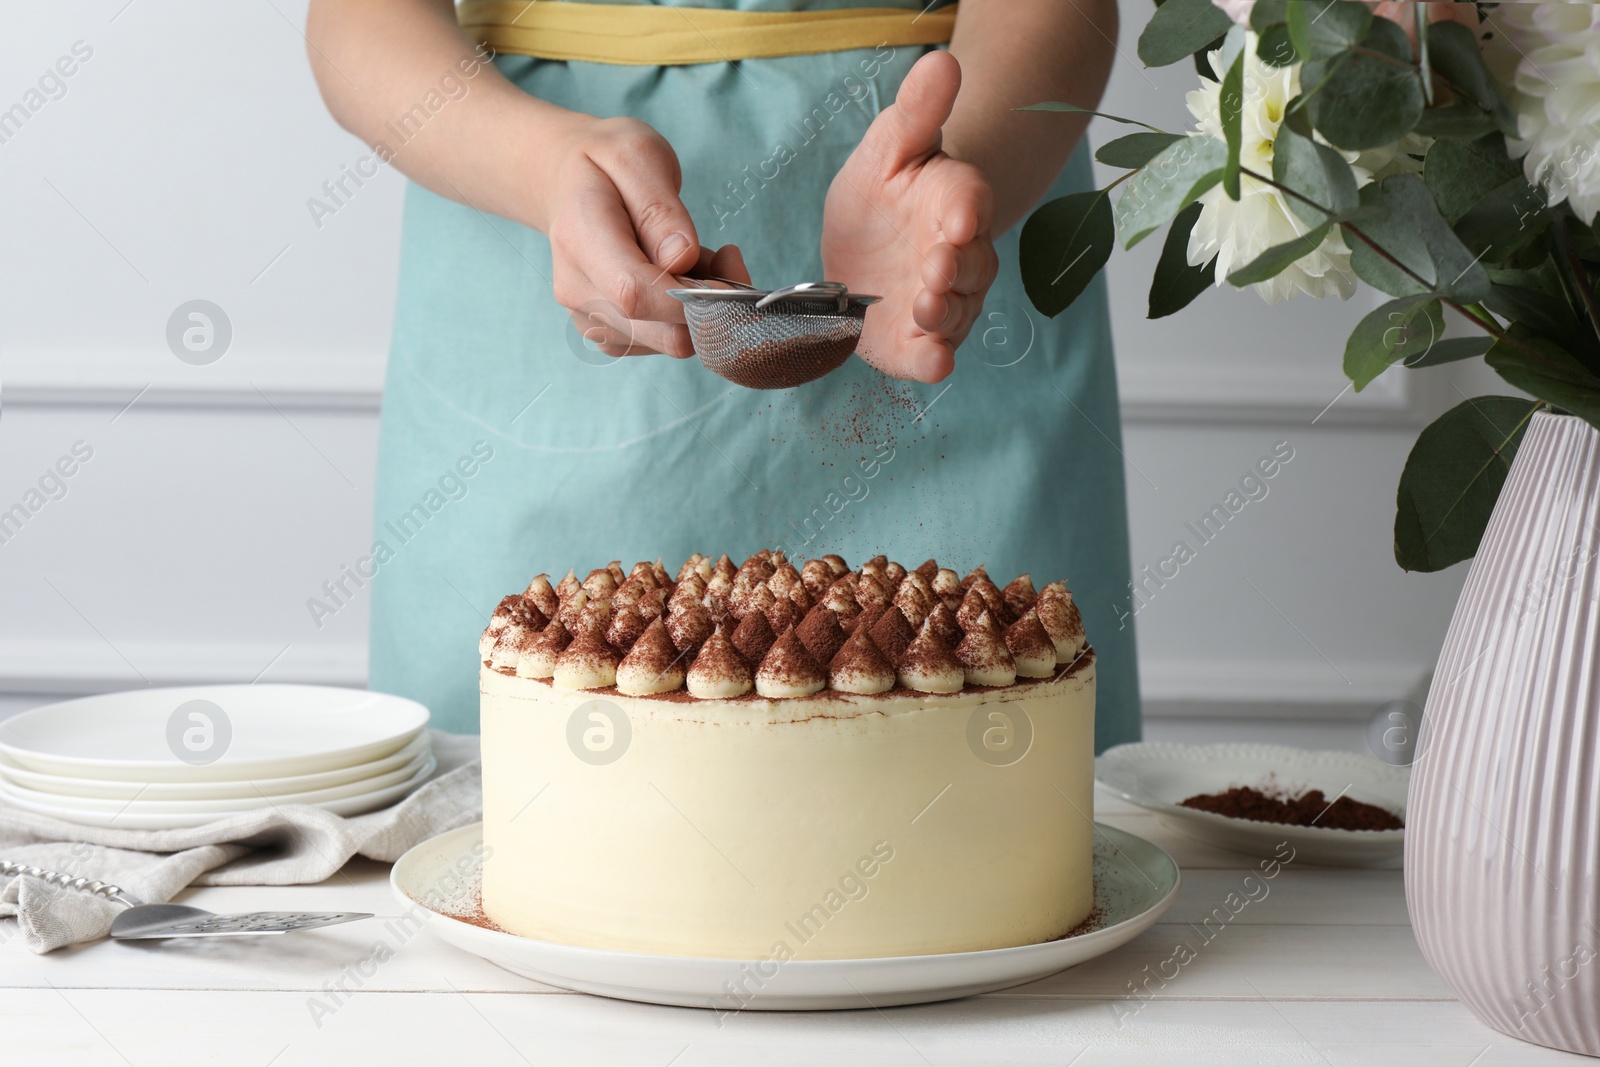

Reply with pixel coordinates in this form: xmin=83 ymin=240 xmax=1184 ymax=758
xmin=0 ymin=685 xmax=429 ymax=782
xmin=0 ymin=751 xmax=434 ymax=814
xmin=1096 ymin=742 xmax=1408 ymax=867
xmin=391 ymin=821 xmax=1179 ymax=1011
xmin=0 ymin=755 xmax=437 ymax=830
xmin=0 ymin=731 xmax=432 ymax=801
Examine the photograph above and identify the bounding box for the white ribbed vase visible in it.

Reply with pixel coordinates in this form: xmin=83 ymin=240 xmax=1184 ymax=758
xmin=1407 ymin=411 xmax=1600 ymax=1057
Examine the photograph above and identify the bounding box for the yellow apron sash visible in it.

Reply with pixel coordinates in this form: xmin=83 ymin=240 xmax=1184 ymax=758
xmin=457 ymin=1 xmax=958 ymax=66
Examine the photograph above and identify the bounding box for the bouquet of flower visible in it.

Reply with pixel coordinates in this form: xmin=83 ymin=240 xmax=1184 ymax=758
xmin=1022 ymin=0 xmax=1600 ymax=572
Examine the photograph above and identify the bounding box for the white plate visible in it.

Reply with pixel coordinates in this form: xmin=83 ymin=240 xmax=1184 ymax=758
xmin=0 ymin=750 xmax=434 ymax=814
xmin=0 ymin=731 xmax=432 ymax=801
xmin=0 ymin=685 xmax=429 ymax=782
xmin=390 ymin=821 xmax=1179 ymax=1011
xmin=0 ymin=755 xmax=437 ymax=830
xmin=1096 ymin=742 xmax=1408 ymax=867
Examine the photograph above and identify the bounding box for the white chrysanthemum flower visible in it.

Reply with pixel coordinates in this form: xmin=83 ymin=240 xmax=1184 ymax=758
xmin=1185 ymin=36 xmax=1361 ymax=305
xmin=1483 ymin=2 xmax=1600 ymax=225
xmin=1354 ymin=132 xmax=1431 ymax=181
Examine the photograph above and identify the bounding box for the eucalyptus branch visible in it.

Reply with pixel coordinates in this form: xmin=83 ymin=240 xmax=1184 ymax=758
xmin=1440 ymin=297 xmax=1555 ymax=367
xmin=1236 ymin=164 xmax=1440 ymax=293
xmin=1235 ymin=166 xmax=1337 ymax=217
xmin=1551 ymin=215 xmax=1600 ymax=350
xmin=1235 ymin=166 xmax=1549 ymax=364
xmin=1347 ymin=45 xmax=1481 ymax=113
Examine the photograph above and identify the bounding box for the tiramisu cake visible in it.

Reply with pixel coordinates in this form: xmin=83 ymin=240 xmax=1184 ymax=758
xmin=479 ymin=551 xmax=1095 ymax=960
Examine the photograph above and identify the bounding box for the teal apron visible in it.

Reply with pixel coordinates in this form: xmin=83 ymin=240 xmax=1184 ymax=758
xmin=367 ymin=0 xmax=1141 ymax=751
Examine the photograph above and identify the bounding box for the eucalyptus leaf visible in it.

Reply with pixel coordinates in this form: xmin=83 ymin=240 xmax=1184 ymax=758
xmin=1306 ymin=18 xmax=1423 ymax=150
xmin=1113 ymin=136 xmax=1228 ymax=249
xmin=1485 ymin=324 xmax=1600 ymax=426
xmin=1402 ymin=336 xmax=1493 ymax=368
xmin=1282 ymin=94 xmax=1315 ymax=138
xmin=1485 ymin=273 xmax=1594 ymax=359
xmin=1221 ymin=46 xmax=1245 ymax=200
xmin=1428 ymin=20 xmax=1518 ymax=137
xmin=1095 ymin=132 xmax=1184 ymax=169
xmin=1346 ymin=174 xmax=1491 ymax=301
xmin=1138 ymin=0 xmax=1235 ymax=67
xmin=1273 ymin=126 xmax=1359 ymax=226
xmin=1345 ymin=295 xmax=1444 ymax=390
xmin=1394 ymin=396 xmax=1543 ymax=572
xmin=1149 ymin=202 xmax=1217 ymax=318
xmin=1227 ymin=221 xmax=1334 ymax=285
xmin=1454 ymin=178 xmax=1552 ymax=263
xmin=1287 ymin=0 xmax=1371 ymax=60
xmin=1020 ymin=188 xmax=1115 ymax=318
xmin=1414 ymin=104 xmax=1499 ymax=140
xmin=1256 ymin=24 xmax=1298 ymax=67
xmin=1018 ymin=103 xmax=1164 ymax=132
xmin=1193 ymin=33 xmax=1229 ymax=81
xmin=1424 ymin=135 xmax=1523 ymax=223
xmin=1249 ymin=0 xmax=1287 ymax=32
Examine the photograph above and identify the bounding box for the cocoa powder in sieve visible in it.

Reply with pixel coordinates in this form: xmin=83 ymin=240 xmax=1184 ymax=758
xmin=721 ymin=334 xmax=858 ymax=391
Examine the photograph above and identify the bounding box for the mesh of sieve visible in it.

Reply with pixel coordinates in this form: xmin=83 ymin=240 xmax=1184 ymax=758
xmin=669 ymin=281 xmax=880 ymax=390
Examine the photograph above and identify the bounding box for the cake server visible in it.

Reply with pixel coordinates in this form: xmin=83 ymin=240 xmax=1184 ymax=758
xmin=1 ymin=859 xmax=373 ymax=939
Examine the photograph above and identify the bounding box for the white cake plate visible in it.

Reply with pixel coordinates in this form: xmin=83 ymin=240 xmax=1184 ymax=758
xmin=390 ymin=821 xmax=1179 ymax=1011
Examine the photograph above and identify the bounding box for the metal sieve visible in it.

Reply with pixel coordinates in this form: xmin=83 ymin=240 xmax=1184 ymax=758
xmin=667 ymin=279 xmax=881 ymax=390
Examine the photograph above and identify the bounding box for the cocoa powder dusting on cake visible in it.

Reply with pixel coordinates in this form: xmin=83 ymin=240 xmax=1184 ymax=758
xmin=898 ymin=621 xmax=961 ymax=677
xmin=969 ymin=576 xmax=1011 ymax=626
xmin=1055 ymin=905 xmax=1106 ymax=941
xmin=795 ymin=605 xmax=847 ymax=665
xmin=558 ymin=632 xmax=620 ymax=675
xmin=756 ymin=629 xmax=826 ymax=693
xmin=926 ymin=600 xmax=963 ymax=649
xmin=687 ymin=628 xmax=753 ymax=692
xmin=732 ymin=610 xmax=777 ymax=664
xmin=606 ymin=605 xmax=646 ymax=654
xmin=764 ymin=594 xmax=801 ymax=635
xmin=619 ymin=617 xmax=680 ymax=678
xmin=1181 ymin=786 xmax=1403 ymax=831
xmin=829 ymin=625 xmax=892 ymax=678
xmin=1001 ymin=574 xmax=1037 ymax=618
xmin=955 ymin=586 xmax=990 ymax=630
xmin=869 ymin=606 xmax=916 ymax=664
xmin=449 ymin=902 xmax=510 ymax=935
xmin=666 ymin=601 xmax=713 ymax=657
xmin=530 ymin=618 xmax=572 ymax=656
xmin=490 ymin=553 xmax=1095 ymax=700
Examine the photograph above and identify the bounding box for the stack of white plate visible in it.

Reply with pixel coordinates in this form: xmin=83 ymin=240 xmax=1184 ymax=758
xmin=0 ymin=685 xmax=432 ymax=829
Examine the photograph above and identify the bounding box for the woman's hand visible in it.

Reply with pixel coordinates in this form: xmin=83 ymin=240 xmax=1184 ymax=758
xmin=543 ymin=115 xmax=750 ymax=358
xmin=822 ymin=51 xmax=998 ymax=383
xmin=1369 ymin=0 xmax=1479 ymax=36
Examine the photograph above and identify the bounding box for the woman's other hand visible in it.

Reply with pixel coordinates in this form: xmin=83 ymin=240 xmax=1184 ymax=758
xmin=822 ymin=51 xmax=999 ymax=383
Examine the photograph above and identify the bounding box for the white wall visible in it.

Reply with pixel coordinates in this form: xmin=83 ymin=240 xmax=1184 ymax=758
xmin=0 ymin=1 xmax=1486 ymax=747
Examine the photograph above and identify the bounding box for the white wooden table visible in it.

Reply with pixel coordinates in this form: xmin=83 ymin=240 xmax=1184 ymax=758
xmin=3 ymin=790 xmax=1588 ymax=1066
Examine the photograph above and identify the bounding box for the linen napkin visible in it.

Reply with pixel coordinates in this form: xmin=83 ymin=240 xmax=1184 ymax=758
xmin=0 ymin=730 xmax=480 ymax=953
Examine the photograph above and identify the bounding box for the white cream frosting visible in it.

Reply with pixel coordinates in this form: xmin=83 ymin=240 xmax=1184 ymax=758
xmin=480 ymin=661 xmax=1096 ymax=959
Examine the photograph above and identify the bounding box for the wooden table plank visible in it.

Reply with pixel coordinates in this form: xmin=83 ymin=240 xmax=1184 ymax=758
xmin=4 ymin=990 xmax=1589 ymax=1066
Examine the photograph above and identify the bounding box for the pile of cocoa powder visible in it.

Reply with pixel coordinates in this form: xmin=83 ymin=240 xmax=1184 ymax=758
xmin=1180 ymin=785 xmax=1403 ymax=831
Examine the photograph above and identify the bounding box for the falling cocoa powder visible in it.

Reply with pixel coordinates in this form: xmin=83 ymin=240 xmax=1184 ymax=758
xmin=1180 ymin=785 xmax=1403 ymax=831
